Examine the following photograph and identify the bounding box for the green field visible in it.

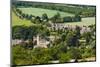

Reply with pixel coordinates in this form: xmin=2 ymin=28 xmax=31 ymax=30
xmin=12 ymin=11 xmax=34 ymax=26
xmin=18 ymin=7 xmax=74 ymax=18
xmin=64 ymin=17 xmax=95 ymax=26
xmin=12 ymin=7 xmax=95 ymax=26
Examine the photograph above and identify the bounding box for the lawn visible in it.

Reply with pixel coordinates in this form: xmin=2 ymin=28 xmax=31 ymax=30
xmin=18 ymin=7 xmax=74 ymax=18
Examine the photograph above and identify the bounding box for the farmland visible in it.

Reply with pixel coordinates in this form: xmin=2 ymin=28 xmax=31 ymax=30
xmin=18 ymin=7 xmax=74 ymax=18
xmin=64 ymin=17 xmax=95 ymax=26
xmin=12 ymin=10 xmax=95 ymax=26
xmin=12 ymin=7 xmax=95 ymax=26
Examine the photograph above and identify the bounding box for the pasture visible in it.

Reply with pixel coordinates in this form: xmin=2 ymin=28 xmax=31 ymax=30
xmin=12 ymin=11 xmax=34 ymax=26
xmin=12 ymin=7 xmax=95 ymax=27
xmin=18 ymin=7 xmax=74 ymax=18
xmin=64 ymin=17 xmax=95 ymax=26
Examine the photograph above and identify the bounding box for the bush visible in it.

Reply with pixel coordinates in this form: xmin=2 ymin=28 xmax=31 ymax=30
xmin=12 ymin=45 xmax=32 ymax=65
xmin=63 ymin=16 xmax=72 ymax=22
xmin=67 ymin=48 xmax=82 ymax=59
xmin=58 ymin=53 xmax=71 ymax=63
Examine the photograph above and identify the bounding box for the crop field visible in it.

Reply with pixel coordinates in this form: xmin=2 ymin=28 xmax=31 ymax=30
xmin=64 ymin=17 xmax=95 ymax=26
xmin=12 ymin=7 xmax=95 ymax=26
xmin=18 ymin=7 xmax=74 ymax=18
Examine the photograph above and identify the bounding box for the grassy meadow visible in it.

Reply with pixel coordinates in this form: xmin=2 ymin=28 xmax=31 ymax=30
xmin=12 ymin=11 xmax=34 ymax=26
xmin=12 ymin=7 xmax=95 ymax=26
xmin=18 ymin=7 xmax=74 ymax=18
xmin=64 ymin=17 xmax=95 ymax=26
xmin=12 ymin=9 xmax=95 ymax=26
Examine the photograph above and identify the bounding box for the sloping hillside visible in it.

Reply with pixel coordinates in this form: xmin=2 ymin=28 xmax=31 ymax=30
xmin=12 ymin=11 xmax=34 ymax=26
xmin=18 ymin=7 xmax=74 ymax=18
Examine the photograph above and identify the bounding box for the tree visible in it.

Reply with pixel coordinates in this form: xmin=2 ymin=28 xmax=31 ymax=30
xmin=84 ymin=32 xmax=92 ymax=44
xmin=42 ymin=13 xmax=48 ymax=22
xmin=63 ymin=16 xmax=72 ymax=22
xmin=81 ymin=48 xmax=95 ymax=59
xmin=58 ymin=53 xmax=71 ymax=63
xmin=75 ymin=26 xmax=81 ymax=38
xmin=22 ymin=13 xmax=25 ymax=18
xmin=51 ymin=12 xmax=62 ymax=23
xmin=12 ymin=26 xmax=28 ymax=40
xmin=16 ymin=8 xmax=22 ymax=15
xmin=68 ymin=47 xmax=82 ymax=61
xmin=74 ymin=14 xmax=81 ymax=22
xmin=66 ymin=31 xmax=79 ymax=47
xmin=25 ymin=14 xmax=29 ymax=19
xmin=34 ymin=16 xmax=41 ymax=23
xmin=12 ymin=45 xmax=32 ymax=65
xmin=32 ymin=48 xmax=52 ymax=64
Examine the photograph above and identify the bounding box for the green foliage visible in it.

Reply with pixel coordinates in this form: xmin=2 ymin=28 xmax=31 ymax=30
xmin=63 ymin=16 xmax=72 ymax=22
xmin=12 ymin=24 xmax=96 ymax=65
xmin=12 ymin=25 xmax=50 ymax=40
xmin=18 ymin=7 xmax=74 ymax=18
xmin=82 ymin=32 xmax=92 ymax=44
xmin=12 ymin=46 xmax=53 ymax=65
xmin=50 ymin=12 xmax=62 ymax=23
xmin=42 ymin=13 xmax=48 ymax=22
xmin=82 ymin=48 xmax=95 ymax=58
xmin=66 ymin=31 xmax=79 ymax=47
xmin=12 ymin=1 xmax=96 ymax=65
xmin=58 ymin=53 xmax=71 ymax=63
xmin=67 ymin=47 xmax=82 ymax=59
xmin=12 ymin=45 xmax=32 ymax=65
xmin=12 ymin=25 xmax=28 ymax=39
xmin=31 ymin=48 xmax=52 ymax=64
xmin=13 ymin=1 xmax=95 ymax=17
xmin=49 ymin=46 xmax=59 ymax=60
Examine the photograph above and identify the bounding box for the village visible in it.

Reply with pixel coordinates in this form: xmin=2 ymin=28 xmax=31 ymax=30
xmin=12 ymin=22 xmax=93 ymax=48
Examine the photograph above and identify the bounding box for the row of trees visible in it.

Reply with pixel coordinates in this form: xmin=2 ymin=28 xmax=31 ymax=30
xmin=13 ymin=8 xmax=33 ymax=20
xmin=50 ymin=12 xmax=81 ymax=23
